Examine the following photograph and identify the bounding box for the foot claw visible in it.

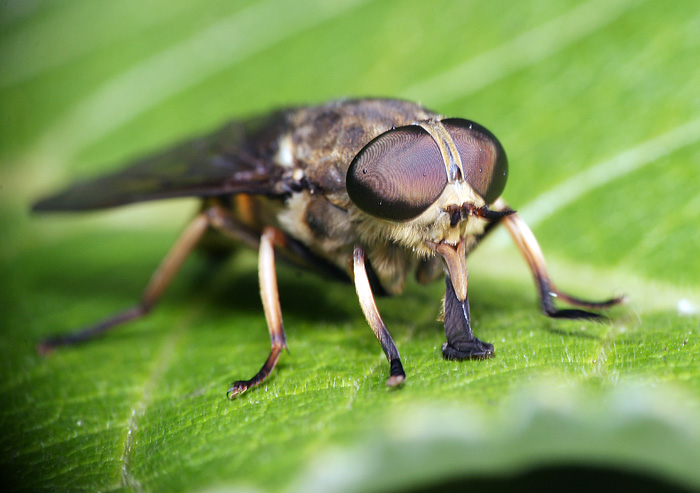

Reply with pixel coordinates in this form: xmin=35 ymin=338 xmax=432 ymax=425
xmin=37 ymin=341 xmax=55 ymax=356
xmin=442 ymin=339 xmax=494 ymax=360
xmin=386 ymin=374 xmax=405 ymax=387
xmin=546 ymin=308 xmax=606 ymax=320
xmin=226 ymin=381 xmax=250 ymax=400
xmin=386 ymin=358 xmax=406 ymax=387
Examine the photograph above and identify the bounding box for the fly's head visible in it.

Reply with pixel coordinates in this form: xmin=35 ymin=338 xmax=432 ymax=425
xmin=347 ymin=118 xmax=511 ymax=298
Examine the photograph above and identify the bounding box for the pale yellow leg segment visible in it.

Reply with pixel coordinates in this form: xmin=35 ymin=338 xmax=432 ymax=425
xmin=227 ymin=226 xmax=288 ymax=399
xmin=493 ymin=197 xmax=623 ymax=316
xmin=353 ymin=246 xmax=405 ymax=387
xmin=38 ymin=211 xmax=211 ymax=353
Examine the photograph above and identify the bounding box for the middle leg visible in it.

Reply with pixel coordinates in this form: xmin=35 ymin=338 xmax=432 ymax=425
xmin=226 ymin=226 xmax=288 ymax=399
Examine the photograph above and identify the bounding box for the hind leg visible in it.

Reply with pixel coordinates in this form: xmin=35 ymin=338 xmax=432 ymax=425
xmin=38 ymin=211 xmax=212 ymax=353
xmin=227 ymin=226 xmax=289 ymax=398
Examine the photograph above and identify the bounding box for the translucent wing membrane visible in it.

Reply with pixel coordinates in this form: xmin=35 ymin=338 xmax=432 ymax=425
xmin=33 ymin=113 xmax=289 ymax=211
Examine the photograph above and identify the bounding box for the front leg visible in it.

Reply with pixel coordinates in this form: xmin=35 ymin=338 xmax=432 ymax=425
xmin=442 ymin=275 xmax=495 ymax=360
xmin=353 ymin=246 xmax=405 ymax=387
xmin=493 ymin=198 xmax=624 ymax=318
xmin=428 ymin=239 xmax=494 ymax=361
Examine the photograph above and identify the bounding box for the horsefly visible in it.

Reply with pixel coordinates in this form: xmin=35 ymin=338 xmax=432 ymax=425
xmin=34 ymin=98 xmax=623 ymax=398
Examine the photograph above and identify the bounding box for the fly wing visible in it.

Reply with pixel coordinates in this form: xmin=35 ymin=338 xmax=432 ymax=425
xmin=33 ymin=111 xmax=292 ymax=212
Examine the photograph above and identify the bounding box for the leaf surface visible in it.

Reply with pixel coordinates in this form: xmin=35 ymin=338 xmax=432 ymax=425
xmin=2 ymin=1 xmax=699 ymax=491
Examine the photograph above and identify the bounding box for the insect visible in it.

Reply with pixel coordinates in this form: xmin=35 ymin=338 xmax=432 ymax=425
xmin=34 ymin=98 xmax=622 ymax=398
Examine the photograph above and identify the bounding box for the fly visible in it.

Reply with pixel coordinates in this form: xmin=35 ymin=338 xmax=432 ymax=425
xmin=33 ymin=98 xmax=623 ymax=398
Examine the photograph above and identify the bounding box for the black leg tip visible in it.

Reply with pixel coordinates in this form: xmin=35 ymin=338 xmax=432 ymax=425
xmin=442 ymin=339 xmax=494 ymax=360
xmin=227 ymin=380 xmax=251 ymax=399
xmin=37 ymin=335 xmax=69 ymax=355
xmin=386 ymin=358 xmax=406 ymax=387
xmin=546 ymin=308 xmax=606 ymax=320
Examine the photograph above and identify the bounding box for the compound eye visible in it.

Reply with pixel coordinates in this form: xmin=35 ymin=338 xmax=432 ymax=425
xmin=347 ymin=125 xmax=447 ymax=221
xmin=442 ymin=118 xmax=508 ymax=204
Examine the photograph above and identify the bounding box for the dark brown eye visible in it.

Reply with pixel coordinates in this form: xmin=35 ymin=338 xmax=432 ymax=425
xmin=442 ymin=118 xmax=507 ymax=204
xmin=347 ymin=125 xmax=447 ymax=221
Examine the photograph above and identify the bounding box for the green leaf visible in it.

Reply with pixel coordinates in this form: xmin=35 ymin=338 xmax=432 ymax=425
xmin=2 ymin=0 xmax=699 ymax=491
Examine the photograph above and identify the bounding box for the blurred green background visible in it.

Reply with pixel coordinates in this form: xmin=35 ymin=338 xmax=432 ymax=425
xmin=2 ymin=0 xmax=699 ymax=491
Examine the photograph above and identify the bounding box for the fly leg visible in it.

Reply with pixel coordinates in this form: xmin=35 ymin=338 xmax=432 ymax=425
xmin=442 ymin=275 xmax=495 ymax=360
xmin=227 ymin=226 xmax=288 ymax=398
xmin=38 ymin=211 xmax=212 ymax=354
xmin=352 ymin=246 xmax=405 ymax=386
xmin=433 ymin=239 xmax=494 ymax=361
xmin=492 ymin=198 xmax=624 ymax=319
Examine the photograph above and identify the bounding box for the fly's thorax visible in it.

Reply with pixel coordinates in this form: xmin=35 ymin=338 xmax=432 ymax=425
xmin=277 ymin=189 xmax=357 ymax=267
